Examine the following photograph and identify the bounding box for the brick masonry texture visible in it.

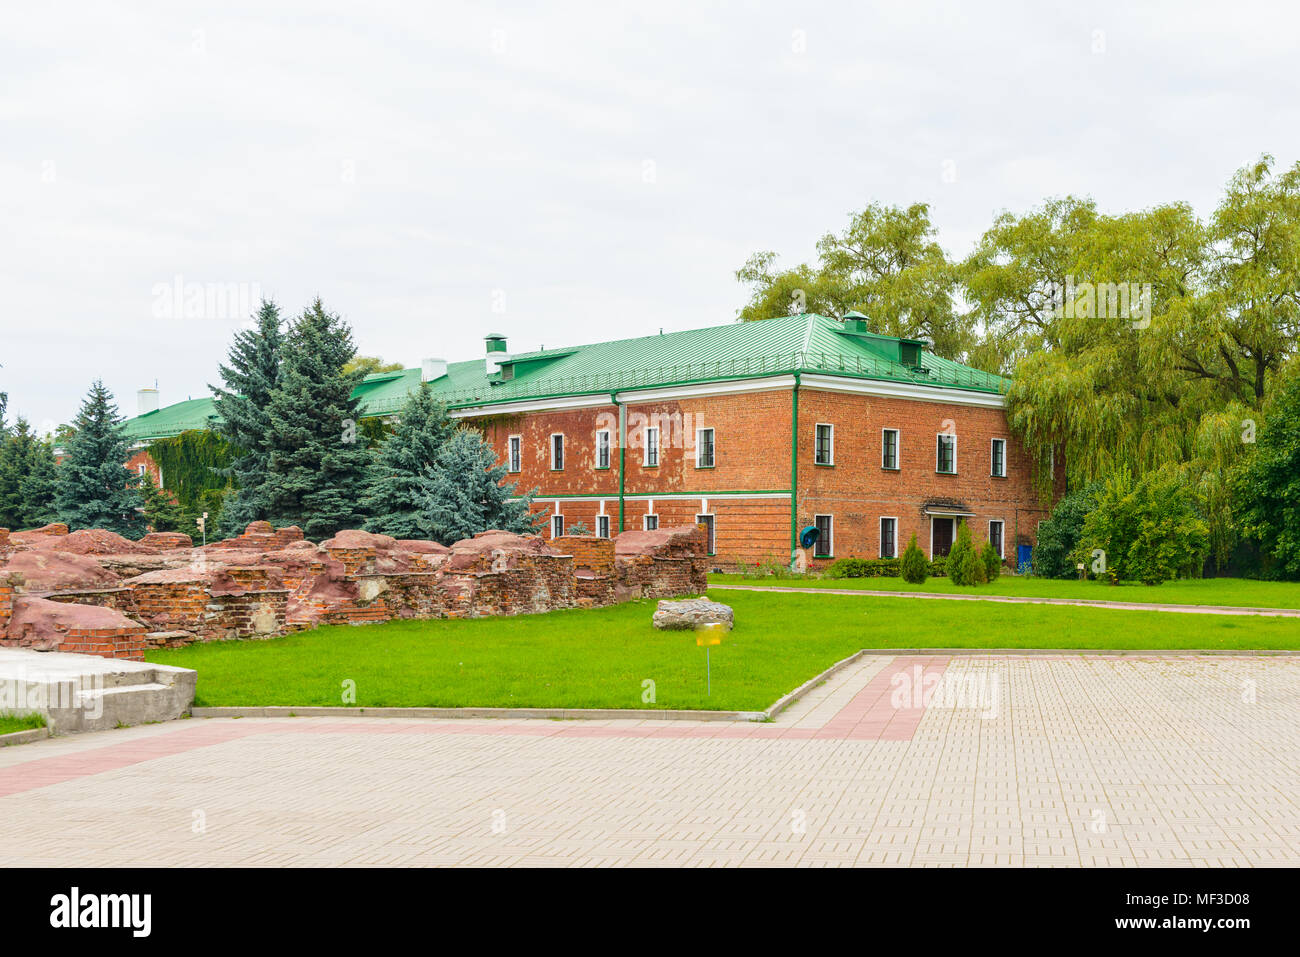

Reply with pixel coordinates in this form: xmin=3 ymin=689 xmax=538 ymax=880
xmin=0 ymin=523 xmax=708 ymax=660
xmin=473 ymin=385 xmax=1063 ymax=569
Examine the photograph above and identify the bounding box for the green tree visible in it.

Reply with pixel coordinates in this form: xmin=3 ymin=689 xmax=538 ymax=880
xmin=1074 ymin=466 xmax=1209 ymax=585
xmin=947 ymin=521 xmax=986 ymax=587
xmin=1032 ymin=483 xmax=1099 ymax=579
xmin=343 ymin=355 xmax=405 ymax=377
xmin=980 ymin=540 xmax=1002 ymax=582
xmin=1234 ymin=372 xmax=1300 ymax=578
xmin=263 ymin=299 xmax=372 ymax=539
xmin=53 ymin=381 xmax=145 ymax=536
xmin=737 ymin=203 xmax=970 ymax=358
xmin=360 ymin=383 xmax=453 ymax=539
xmin=140 ymin=472 xmax=185 ymax=532
xmin=212 ymin=300 xmax=284 ymax=536
xmin=417 ymin=427 xmax=540 ymax=546
xmin=899 ymin=533 xmax=928 ymax=584
xmin=0 ymin=417 xmax=58 ymax=529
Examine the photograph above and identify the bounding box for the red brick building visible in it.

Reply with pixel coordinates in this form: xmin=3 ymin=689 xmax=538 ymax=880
xmin=123 ymin=313 xmax=1062 ymax=568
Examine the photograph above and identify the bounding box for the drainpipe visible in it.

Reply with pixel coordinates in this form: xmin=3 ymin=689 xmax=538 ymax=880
xmin=612 ymin=393 xmax=626 ymax=532
xmin=790 ymin=372 xmax=800 ymax=568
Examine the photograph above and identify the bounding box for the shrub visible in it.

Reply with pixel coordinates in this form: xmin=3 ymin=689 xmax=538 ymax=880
xmin=947 ymin=522 xmax=987 ymax=586
xmin=824 ymin=557 xmax=901 ymax=579
xmin=1234 ymin=373 xmax=1300 ymax=579
xmin=1074 ymin=466 xmax=1209 ymax=585
xmin=900 ymin=534 xmax=928 ymax=584
xmin=980 ymin=540 xmax=1002 ymax=581
xmin=565 ymin=521 xmax=591 ymax=536
xmin=1033 ymin=483 xmax=1101 ymax=578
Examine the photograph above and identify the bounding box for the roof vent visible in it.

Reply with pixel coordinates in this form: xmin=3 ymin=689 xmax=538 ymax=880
xmin=841 ymin=310 xmax=869 ymax=334
xmin=137 ymin=388 xmax=159 ymax=415
xmin=421 ymin=358 xmax=448 ymax=383
xmin=485 ymin=333 xmax=510 ymax=375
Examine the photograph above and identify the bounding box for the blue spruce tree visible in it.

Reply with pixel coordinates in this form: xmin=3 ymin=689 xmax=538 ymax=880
xmin=53 ymin=381 xmax=146 ymax=536
xmin=360 ymin=383 xmax=453 ymax=539
xmin=417 ymin=427 xmax=539 ymax=545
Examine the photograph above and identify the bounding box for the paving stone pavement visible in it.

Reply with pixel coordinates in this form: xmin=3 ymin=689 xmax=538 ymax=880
xmin=1 ymin=654 xmax=1297 ymax=867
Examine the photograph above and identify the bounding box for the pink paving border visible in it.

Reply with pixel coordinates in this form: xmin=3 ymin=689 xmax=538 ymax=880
xmin=0 ymin=657 xmax=952 ymax=800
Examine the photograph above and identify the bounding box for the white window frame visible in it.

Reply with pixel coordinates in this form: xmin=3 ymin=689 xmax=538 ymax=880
xmin=643 ymin=513 xmax=659 ymax=531
xmin=814 ymin=423 xmax=834 ymax=466
xmin=644 ymin=425 xmax=660 ymax=467
xmin=508 ymin=435 xmax=522 ymax=473
xmin=990 ymin=437 xmax=1006 ymax=478
xmin=936 ymin=432 xmax=957 ymax=474
xmin=550 ymin=433 xmax=565 ymax=471
xmin=595 ymin=429 xmax=611 ymax=470
xmin=813 ymin=514 xmax=833 ymax=558
xmin=695 ymin=427 xmax=715 ymax=468
xmin=879 ymin=516 xmax=898 ymax=559
xmin=881 ymin=428 xmax=900 ymax=470
xmin=550 ymin=514 xmax=564 ymax=538
xmin=695 ymin=513 xmax=715 ymax=555
xmin=597 ymin=515 xmax=611 ymax=538
xmin=989 ymin=519 xmax=1005 ymax=560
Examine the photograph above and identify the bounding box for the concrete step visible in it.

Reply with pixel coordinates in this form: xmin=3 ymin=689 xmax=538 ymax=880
xmin=0 ymin=648 xmax=196 ymax=734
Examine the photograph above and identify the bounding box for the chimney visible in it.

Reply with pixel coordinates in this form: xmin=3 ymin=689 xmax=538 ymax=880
xmin=137 ymin=388 xmax=160 ymax=415
xmin=421 ymin=358 xmax=448 ymax=382
xmin=484 ymin=333 xmax=510 ymax=375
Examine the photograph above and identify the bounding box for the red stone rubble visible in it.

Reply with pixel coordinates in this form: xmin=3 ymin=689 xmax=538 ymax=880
xmin=0 ymin=522 xmax=708 ymax=661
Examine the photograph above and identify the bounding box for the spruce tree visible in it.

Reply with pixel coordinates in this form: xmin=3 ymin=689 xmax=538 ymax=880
xmin=211 ymin=300 xmax=284 ymax=537
xmin=360 ymin=383 xmax=453 ymax=539
xmin=262 ymin=299 xmax=372 ymax=539
xmin=0 ymin=417 xmax=57 ymax=529
xmin=417 ymin=427 xmax=539 ymax=545
xmin=53 ymin=381 xmax=145 ymax=536
xmin=900 ymin=533 xmax=929 ymax=584
xmin=140 ymin=472 xmax=185 ymax=532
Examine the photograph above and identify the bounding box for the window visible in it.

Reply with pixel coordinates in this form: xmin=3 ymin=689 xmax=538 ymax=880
xmin=813 ymin=514 xmax=833 ymax=558
xmin=936 ymin=433 xmax=956 ymax=474
xmin=814 ymin=423 xmax=834 ymax=466
xmin=597 ymin=515 xmax=610 ymax=538
xmin=644 ymin=426 xmax=659 ymax=467
xmin=643 ymin=513 xmax=659 ymax=531
xmin=879 ymin=517 xmax=897 ymax=559
xmin=508 ymin=435 xmax=522 ymax=473
xmin=695 ymin=428 xmax=714 ymax=468
xmin=991 ymin=438 xmax=1006 ymax=478
xmin=882 ymin=429 xmax=899 ymax=470
xmin=137 ymin=464 xmax=147 ymax=476
xmin=989 ymin=520 xmax=1005 ymax=559
xmin=550 ymin=434 xmax=565 ymax=471
xmin=595 ymin=429 xmax=611 ymax=469
xmin=696 ymin=514 xmax=715 ymax=554
xmin=550 ymin=514 xmax=564 ymax=538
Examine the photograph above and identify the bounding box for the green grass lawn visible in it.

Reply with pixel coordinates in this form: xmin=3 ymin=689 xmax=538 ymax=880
xmin=0 ymin=712 xmax=47 ymax=736
xmin=146 ymin=590 xmax=1300 ymax=712
xmin=710 ymin=573 xmax=1300 ymax=609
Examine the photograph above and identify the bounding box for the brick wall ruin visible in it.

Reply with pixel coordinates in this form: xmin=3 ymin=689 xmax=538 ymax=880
xmin=0 ymin=522 xmax=709 ymax=661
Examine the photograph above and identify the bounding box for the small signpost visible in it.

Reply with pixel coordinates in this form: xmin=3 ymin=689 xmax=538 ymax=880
xmin=696 ymin=622 xmax=724 ymax=695
xmin=197 ymin=512 xmax=208 ymax=547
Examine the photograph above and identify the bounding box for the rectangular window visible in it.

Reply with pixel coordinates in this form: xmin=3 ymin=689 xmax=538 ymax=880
xmin=936 ymin=433 xmax=956 ymax=474
xmin=991 ymin=438 xmax=1006 ymax=478
xmin=813 ymin=514 xmax=833 ymax=558
xmin=550 ymin=434 xmax=564 ymax=471
xmin=880 ymin=517 xmax=897 ymax=559
xmin=595 ymin=430 xmax=611 ymax=469
xmin=597 ymin=515 xmax=610 ymax=538
xmin=882 ymin=428 xmax=899 ymax=470
xmin=643 ymin=513 xmax=659 ymax=531
xmin=931 ymin=517 xmax=955 ymax=557
xmin=508 ymin=435 xmax=522 ymax=473
xmin=814 ymin=423 xmax=834 ymax=466
xmin=550 ymin=514 xmax=564 ymax=538
xmin=696 ymin=514 xmax=715 ymax=554
xmin=644 ymin=426 xmax=659 ymax=467
xmin=989 ymin=520 xmax=1004 ymax=560
xmin=695 ymin=428 xmax=715 ymax=468
xmin=138 ymin=464 xmax=147 ymax=476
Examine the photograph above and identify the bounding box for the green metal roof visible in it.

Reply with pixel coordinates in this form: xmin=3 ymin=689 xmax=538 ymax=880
xmin=122 ymin=314 xmax=1008 ymax=441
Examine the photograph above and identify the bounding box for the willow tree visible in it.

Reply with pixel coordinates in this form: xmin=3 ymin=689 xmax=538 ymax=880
xmin=735 ymin=203 xmax=971 ymax=358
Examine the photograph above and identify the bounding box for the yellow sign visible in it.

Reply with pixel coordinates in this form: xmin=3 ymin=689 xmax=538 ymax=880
xmin=696 ymin=623 xmax=725 ymax=647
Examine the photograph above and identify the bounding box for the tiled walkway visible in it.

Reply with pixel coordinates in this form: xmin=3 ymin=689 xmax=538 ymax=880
xmin=1 ymin=654 xmax=1296 ymax=866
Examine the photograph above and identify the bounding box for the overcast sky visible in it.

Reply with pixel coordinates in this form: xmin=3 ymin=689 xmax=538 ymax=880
xmin=3 ymin=0 xmax=1298 ymax=432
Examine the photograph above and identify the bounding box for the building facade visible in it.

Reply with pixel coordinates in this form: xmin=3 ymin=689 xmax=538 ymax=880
xmin=122 ymin=313 xmax=1063 ymax=567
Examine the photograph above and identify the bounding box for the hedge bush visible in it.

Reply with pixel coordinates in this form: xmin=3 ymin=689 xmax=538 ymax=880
xmin=824 ymin=557 xmax=901 ymax=579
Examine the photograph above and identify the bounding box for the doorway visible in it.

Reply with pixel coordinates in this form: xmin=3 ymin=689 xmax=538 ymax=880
xmin=931 ymin=517 xmax=955 ymax=557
